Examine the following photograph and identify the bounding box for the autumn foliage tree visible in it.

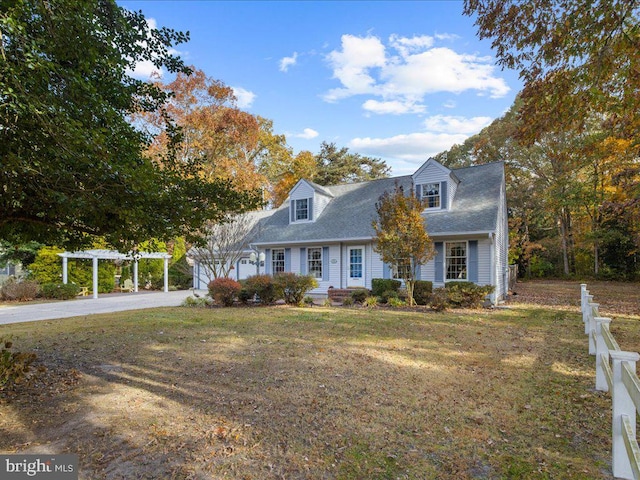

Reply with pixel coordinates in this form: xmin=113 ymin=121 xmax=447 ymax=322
xmin=372 ymin=184 xmax=435 ymax=306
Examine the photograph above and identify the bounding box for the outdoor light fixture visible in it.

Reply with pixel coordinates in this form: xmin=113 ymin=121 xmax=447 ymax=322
xmin=249 ymin=251 xmax=265 ymax=265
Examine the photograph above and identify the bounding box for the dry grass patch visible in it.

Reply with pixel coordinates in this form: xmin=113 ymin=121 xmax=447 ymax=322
xmin=0 ymin=304 xmax=616 ymax=479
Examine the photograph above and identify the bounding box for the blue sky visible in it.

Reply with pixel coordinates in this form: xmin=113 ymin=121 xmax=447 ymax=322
xmin=119 ymin=1 xmax=522 ymax=175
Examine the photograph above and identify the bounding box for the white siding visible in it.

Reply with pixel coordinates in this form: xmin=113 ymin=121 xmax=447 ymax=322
xmin=289 ymin=181 xmax=332 ymax=222
xmin=290 ymin=182 xmax=315 ymax=200
xmin=495 ymin=180 xmax=509 ymax=300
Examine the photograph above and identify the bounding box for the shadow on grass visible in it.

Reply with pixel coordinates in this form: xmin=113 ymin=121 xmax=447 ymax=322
xmin=0 ymin=305 xmax=615 ymax=479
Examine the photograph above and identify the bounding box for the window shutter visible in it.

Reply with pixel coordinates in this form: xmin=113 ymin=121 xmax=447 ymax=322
xmin=300 ymin=248 xmax=307 ymax=275
xmin=284 ymin=248 xmax=291 ymax=272
xmin=265 ymin=249 xmax=271 ymax=275
xmin=434 ymin=242 xmax=444 ymax=282
xmin=415 ymin=184 xmax=422 ymax=199
xmin=290 ymin=200 xmax=295 ymax=223
xmin=322 ymin=247 xmax=329 ymax=281
xmin=468 ymin=241 xmax=478 ymax=282
xmin=415 ymin=263 xmax=422 ymax=280
xmin=308 ymin=197 xmax=314 ymax=221
xmin=383 ymin=262 xmax=391 ymax=279
xmin=441 ymin=181 xmax=448 ymax=209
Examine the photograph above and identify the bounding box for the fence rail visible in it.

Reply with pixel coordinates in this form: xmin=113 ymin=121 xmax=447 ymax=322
xmin=581 ymin=284 xmax=640 ymax=479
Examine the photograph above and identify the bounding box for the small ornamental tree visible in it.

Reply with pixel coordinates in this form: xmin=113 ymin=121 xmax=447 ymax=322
xmin=372 ymin=183 xmax=435 ymax=306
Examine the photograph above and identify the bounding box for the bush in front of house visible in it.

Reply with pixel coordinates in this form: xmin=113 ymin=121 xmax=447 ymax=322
xmin=380 ymin=289 xmax=399 ymax=304
xmin=445 ymin=282 xmax=494 ymax=308
xmin=273 ymin=273 xmax=318 ymax=305
xmin=0 ymin=278 xmax=40 ymax=302
xmin=371 ymin=278 xmax=401 ymax=297
xmin=412 ymin=280 xmax=433 ymax=305
xmin=207 ymin=277 xmax=241 ymax=307
xmin=429 ymin=287 xmax=449 ymax=311
xmin=350 ymin=288 xmax=370 ymax=304
xmin=244 ymin=274 xmax=278 ymax=304
xmin=40 ymin=283 xmax=80 ymax=300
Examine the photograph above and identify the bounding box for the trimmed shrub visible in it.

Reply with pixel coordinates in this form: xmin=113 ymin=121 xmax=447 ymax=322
xmin=0 ymin=278 xmax=40 ymax=301
xmin=40 ymin=283 xmax=80 ymax=300
xmin=244 ymin=274 xmax=278 ymax=304
xmin=303 ymin=296 xmax=315 ymax=306
xmin=0 ymin=339 xmax=37 ymax=390
xmin=380 ymin=289 xmax=399 ymax=304
xmin=371 ymin=278 xmax=401 ymax=297
xmin=237 ymin=287 xmax=253 ymax=304
xmin=350 ymin=288 xmax=370 ymax=304
xmin=208 ymin=277 xmax=241 ymax=307
xmin=412 ymin=280 xmax=433 ymax=305
xmin=274 ymin=273 xmax=319 ymax=305
xmin=445 ymin=282 xmax=495 ymax=308
xmin=341 ymin=296 xmax=354 ymax=307
xmin=430 ymin=287 xmax=449 ymax=312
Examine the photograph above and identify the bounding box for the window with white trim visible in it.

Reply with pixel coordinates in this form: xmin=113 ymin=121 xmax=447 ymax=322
xmin=446 ymin=242 xmax=467 ymax=280
xmin=421 ymin=183 xmax=440 ymax=208
xmin=307 ymin=247 xmax=322 ymax=279
xmin=272 ymin=248 xmax=285 ymax=274
xmin=392 ymin=259 xmax=411 ymax=280
xmin=295 ymin=198 xmax=309 ymax=221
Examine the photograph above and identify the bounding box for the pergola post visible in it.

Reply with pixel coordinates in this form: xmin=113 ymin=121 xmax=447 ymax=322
xmin=163 ymin=257 xmax=169 ymax=293
xmin=92 ymin=256 xmax=99 ymax=299
xmin=133 ymin=259 xmax=139 ymax=292
xmin=62 ymin=256 xmax=68 ymax=284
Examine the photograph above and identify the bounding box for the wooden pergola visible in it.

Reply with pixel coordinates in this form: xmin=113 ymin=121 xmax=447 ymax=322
xmin=58 ymin=249 xmax=172 ymax=299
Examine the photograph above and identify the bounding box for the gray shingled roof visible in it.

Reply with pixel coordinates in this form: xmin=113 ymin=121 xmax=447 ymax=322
xmin=251 ymin=161 xmax=504 ymax=245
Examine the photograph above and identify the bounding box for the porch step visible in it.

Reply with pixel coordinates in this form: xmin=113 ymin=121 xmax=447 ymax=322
xmin=327 ymin=287 xmax=369 ymax=302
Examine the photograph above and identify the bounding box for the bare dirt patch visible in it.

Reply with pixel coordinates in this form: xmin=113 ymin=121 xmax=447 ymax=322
xmin=0 ymin=303 xmax=617 ymax=479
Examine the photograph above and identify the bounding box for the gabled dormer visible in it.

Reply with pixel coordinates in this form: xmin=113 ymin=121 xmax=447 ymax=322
xmin=288 ymin=179 xmax=334 ymax=224
xmin=412 ymin=158 xmax=460 ymax=211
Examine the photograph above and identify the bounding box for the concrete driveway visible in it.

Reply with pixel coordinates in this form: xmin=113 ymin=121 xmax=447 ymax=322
xmin=0 ymin=290 xmax=205 ymax=325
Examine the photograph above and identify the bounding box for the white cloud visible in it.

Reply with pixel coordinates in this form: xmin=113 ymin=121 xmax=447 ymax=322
xmin=362 ymin=99 xmax=426 ymax=115
xmin=294 ymin=128 xmax=319 ymax=139
xmin=231 ymin=87 xmax=256 ymax=108
xmin=279 ymin=52 xmax=298 ymax=72
xmin=323 ymin=33 xmax=510 ymax=112
xmin=129 ymin=60 xmax=162 ymax=80
xmin=348 ymin=114 xmax=493 ymax=171
xmin=323 ymin=34 xmax=386 ymax=102
xmin=422 ymin=115 xmax=492 ymax=134
xmin=349 ymin=132 xmax=467 ymax=163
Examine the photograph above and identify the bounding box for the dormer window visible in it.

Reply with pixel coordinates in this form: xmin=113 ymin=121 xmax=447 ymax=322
xmin=422 ymin=183 xmax=440 ymax=209
xmin=295 ymin=198 xmax=309 ymax=221
xmin=290 ymin=197 xmax=314 ymax=223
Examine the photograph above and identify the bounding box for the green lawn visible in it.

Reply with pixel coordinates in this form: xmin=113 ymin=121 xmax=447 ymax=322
xmin=0 ymin=303 xmax=621 ymax=479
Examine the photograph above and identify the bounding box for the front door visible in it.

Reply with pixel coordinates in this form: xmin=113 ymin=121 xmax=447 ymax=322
xmin=348 ymin=246 xmax=365 ymax=288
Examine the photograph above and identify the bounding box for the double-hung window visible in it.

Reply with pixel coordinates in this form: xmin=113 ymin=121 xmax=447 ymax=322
xmin=446 ymin=242 xmax=467 ymax=280
xmin=295 ymin=198 xmax=309 ymax=221
xmin=392 ymin=259 xmax=411 ymax=280
xmin=272 ymin=249 xmax=285 ymax=274
xmin=422 ymin=183 xmax=440 ymax=208
xmin=307 ymin=247 xmax=322 ymax=279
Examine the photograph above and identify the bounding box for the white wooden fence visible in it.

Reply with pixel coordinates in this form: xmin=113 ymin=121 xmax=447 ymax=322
xmin=581 ymin=283 xmax=640 ymax=479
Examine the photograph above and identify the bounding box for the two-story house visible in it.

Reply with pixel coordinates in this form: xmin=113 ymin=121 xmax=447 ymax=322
xmin=192 ymin=158 xmax=509 ymax=303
